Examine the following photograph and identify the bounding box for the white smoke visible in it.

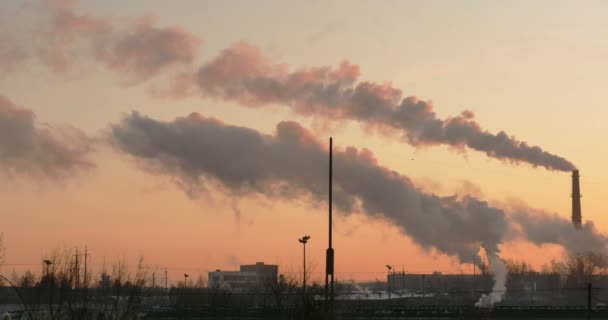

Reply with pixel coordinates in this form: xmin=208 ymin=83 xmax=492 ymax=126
xmin=475 ymin=254 xmax=507 ymax=308
xmin=195 ymin=42 xmax=576 ymax=172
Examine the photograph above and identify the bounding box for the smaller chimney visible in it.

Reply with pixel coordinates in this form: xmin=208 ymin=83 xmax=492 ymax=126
xmin=572 ymin=170 xmax=582 ymax=229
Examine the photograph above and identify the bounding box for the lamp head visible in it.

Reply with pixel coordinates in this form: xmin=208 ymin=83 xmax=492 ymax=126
xmin=299 ymin=235 xmax=311 ymax=243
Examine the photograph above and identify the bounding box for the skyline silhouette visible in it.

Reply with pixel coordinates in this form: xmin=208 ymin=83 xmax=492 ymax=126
xmin=2 ymin=0 xmax=608 ymax=295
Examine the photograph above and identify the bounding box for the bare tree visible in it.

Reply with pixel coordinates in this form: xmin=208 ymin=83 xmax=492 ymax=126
xmin=264 ymin=272 xmax=298 ymax=311
xmin=105 ymin=256 xmax=149 ymax=320
xmin=505 ymin=259 xmax=536 ymax=275
xmin=2 ymin=248 xmax=154 ymax=320
xmin=19 ymin=270 xmax=36 ymax=289
xmin=563 ymin=251 xmax=608 ymax=286
xmin=193 ymin=273 xmax=207 ymax=288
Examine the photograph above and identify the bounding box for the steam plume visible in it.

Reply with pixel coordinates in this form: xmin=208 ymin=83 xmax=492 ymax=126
xmin=0 ymin=95 xmax=93 ymax=178
xmin=196 ymin=42 xmax=575 ymax=172
xmin=110 ymin=112 xmax=606 ymax=261
xmin=510 ymin=206 xmax=608 ymax=254
xmin=1 ymin=2 xmax=575 ymax=171
xmin=475 ymin=254 xmax=507 ymax=308
xmin=44 ymin=0 xmax=201 ymax=82
xmin=111 ymin=111 xmax=509 ymax=264
xmin=2 ymin=0 xmax=201 ymax=84
xmin=110 ymin=112 xmax=606 ymax=304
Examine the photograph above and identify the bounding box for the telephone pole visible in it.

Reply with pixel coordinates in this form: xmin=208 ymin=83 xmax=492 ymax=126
xmin=325 ymin=137 xmax=335 ymax=308
xmin=83 ymin=246 xmax=90 ymax=288
xmin=74 ymin=248 xmax=80 ymax=289
xmin=73 ymin=246 xmax=91 ymax=289
xmin=165 ymin=268 xmax=168 ymax=291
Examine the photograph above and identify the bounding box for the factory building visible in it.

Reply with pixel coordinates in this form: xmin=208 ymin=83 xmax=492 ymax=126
xmin=208 ymin=262 xmax=278 ymax=292
xmin=572 ymin=169 xmax=582 ymax=228
xmin=387 ymin=271 xmax=561 ymax=293
xmin=240 ymin=262 xmax=279 ymax=285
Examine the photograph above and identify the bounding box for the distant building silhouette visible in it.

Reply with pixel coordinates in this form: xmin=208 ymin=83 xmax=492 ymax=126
xmin=208 ymin=262 xmax=278 ymax=292
xmin=240 ymin=262 xmax=278 ymax=285
xmin=387 ymin=271 xmax=561 ymax=293
xmin=388 ymin=272 xmax=492 ymax=293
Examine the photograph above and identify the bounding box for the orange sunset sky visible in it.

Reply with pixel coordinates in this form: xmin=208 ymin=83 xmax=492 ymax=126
xmin=1 ymin=0 xmax=608 ymax=284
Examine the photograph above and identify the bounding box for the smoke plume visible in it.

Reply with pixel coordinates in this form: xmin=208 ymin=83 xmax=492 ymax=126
xmin=475 ymin=254 xmax=507 ymax=308
xmin=109 ymin=112 xmax=606 ymax=261
xmin=110 ymin=112 xmax=608 ymax=305
xmin=510 ymin=206 xmax=608 ymax=255
xmin=44 ymin=0 xmax=201 ymax=83
xmin=195 ymin=42 xmax=575 ymax=172
xmin=1 ymin=2 xmax=574 ymax=171
xmin=110 ymin=111 xmax=511 ymax=264
xmin=0 ymin=95 xmax=93 ymax=178
xmin=1 ymin=0 xmax=201 ymax=84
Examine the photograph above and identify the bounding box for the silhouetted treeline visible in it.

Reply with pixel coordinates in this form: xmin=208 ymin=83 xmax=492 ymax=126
xmin=3 ymin=245 xmax=608 ymax=319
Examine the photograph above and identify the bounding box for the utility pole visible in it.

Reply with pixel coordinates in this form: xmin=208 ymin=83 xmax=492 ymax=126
xmin=165 ymin=268 xmax=168 ymax=291
xmin=74 ymin=248 xmax=80 ymax=289
xmin=83 ymin=246 xmax=90 ymax=288
xmin=588 ymin=282 xmax=592 ymax=320
xmin=299 ymin=235 xmax=311 ymax=305
xmin=402 ymin=265 xmax=405 ymax=292
xmin=73 ymin=247 xmax=90 ymax=289
xmin=386 ymin=265 xmax=392 ymax=300
xmin=473 ymin=253 xmax=476 ymax=295
xmin=325 ymin=137 xmax=335 ymax=307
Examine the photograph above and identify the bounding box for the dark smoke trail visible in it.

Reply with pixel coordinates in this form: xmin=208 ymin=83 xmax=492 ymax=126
xmin=0 ymin=95 xmax=93 ymax=178
xmin=195 ymin=42 xmax=575 ymax=172
xmin=110 ymin=111 xmax=510 ymax=264
xmin=110 ymin=112 xmax=606 ymax=264
xmin=510 ymin=205 xmax=608 ymax=254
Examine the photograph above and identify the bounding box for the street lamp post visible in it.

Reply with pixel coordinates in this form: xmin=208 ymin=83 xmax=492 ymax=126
xmin=299 ymin=235 xmax=311 ymax=303
xmin=43 ymin=260 xmax=53 ymax=278
xmin=386 ymin=265 xmax=392 ymax=300
xmin=184 ymin=273 xmax=189 ymax=288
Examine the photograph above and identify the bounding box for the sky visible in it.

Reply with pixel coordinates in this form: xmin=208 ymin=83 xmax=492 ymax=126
xmin=1 ymin=0 xmax=608 ymax=284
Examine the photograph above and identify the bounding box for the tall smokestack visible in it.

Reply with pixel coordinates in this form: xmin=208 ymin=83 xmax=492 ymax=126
xmin=572 ymin=170 xmax=582 ymax=229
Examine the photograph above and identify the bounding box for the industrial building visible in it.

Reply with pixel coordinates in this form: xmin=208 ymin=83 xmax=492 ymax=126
xmin=572 ymin=169 xmax=582 ymax=228
xmin=208 ymin=262 xmax=278 ymax=292
xmin=387 ymin=271 xmax=561 ymax=293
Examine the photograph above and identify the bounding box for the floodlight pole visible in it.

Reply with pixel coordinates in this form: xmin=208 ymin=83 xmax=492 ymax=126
xmin=325 ymin=137 xmax=334 ymax=307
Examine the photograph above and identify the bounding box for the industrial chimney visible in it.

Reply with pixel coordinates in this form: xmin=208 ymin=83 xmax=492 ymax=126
xmin=572 ymin=169 xmax=582 ymax=229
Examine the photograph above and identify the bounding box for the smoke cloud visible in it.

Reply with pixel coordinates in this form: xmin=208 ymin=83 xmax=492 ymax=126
xmin=2 ymin=2 xmax=574 ymax=172
xmin=475 ymin=254 xmax=507 ymax=308
xmin=3 ymin=0 xmax=202 ymax=83
xmin=510 ymin=206 xmax=608 ymax=255
xmin=110 ymin=111 xmax=511 ymax=264
xmin=0 ymin=95 xmax=93 ymax=178
xmin=195 ymin=42 xmax=575 ymax=172
xmin=44 ymin=0 xmax=201 ymax=82
xmin=110 ymin=112 xmax=607 ymax=264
